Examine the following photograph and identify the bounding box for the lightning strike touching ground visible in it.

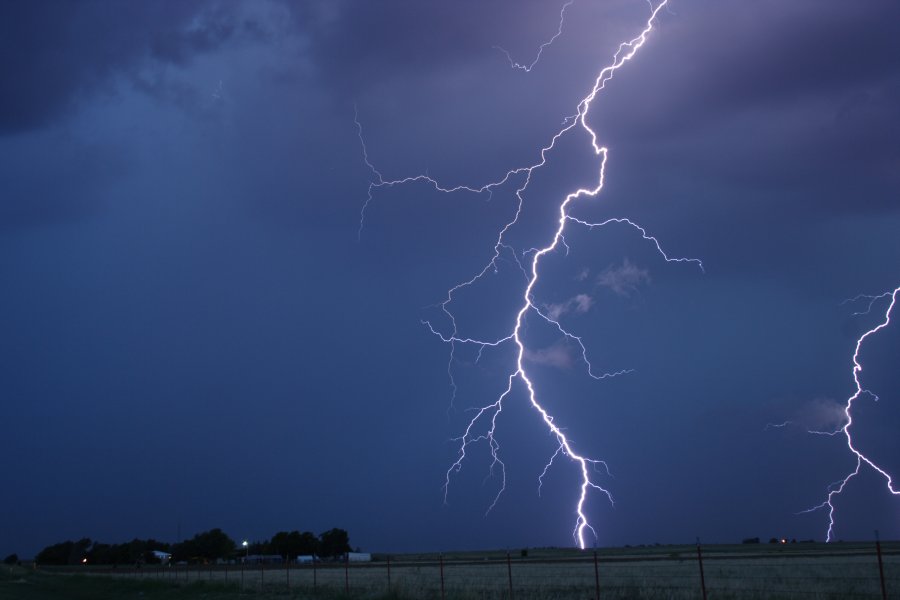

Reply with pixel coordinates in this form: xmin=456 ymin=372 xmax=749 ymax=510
xmin=358 ymin=0 xmax=702 ymax=548
xmin=799 ymin=287 xmax=900 ymax=542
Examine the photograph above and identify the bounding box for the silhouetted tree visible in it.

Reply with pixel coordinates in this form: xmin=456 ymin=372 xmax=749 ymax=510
xmin=270 ymin=531 xmax=294 ymax=560
xmin=318 ymin=528 xmax=350 ymax=558
xmin=174 ymin=528 xmax=235 ymax=563
xmin=37 ymin=542 xmax=70 ymax=565
xmin=3 ymin=553 xmax=18 ymax=565
xmin=270 ymin=530 xmax=320 ymax=560
xmin=87 ymin=543 xmax=114 ymax=565
xmin=195 ymin=528 xmax=235 ymax=561
xmin=298 ymin=531 xmax=319 ymax=555
xmin=36 ymin=539 xmax=92 ymax=565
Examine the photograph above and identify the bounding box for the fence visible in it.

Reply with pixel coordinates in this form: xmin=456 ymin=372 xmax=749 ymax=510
xmin=58 ymin=541 xmax=899 ymax=599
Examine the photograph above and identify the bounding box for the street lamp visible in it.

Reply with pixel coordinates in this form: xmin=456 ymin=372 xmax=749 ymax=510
xmin=242 ymin=540 xmax=249 ymax=561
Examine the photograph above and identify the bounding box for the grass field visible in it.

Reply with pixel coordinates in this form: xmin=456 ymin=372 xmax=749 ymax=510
xmin=13 ymin=541 xmax=899 ymax=599
xmin=0 ymin=564 xmax=244 ymax=600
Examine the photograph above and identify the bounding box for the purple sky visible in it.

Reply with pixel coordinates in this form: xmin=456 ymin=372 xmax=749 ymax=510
xmin=1 ymin=0 xmax=898 ymax=559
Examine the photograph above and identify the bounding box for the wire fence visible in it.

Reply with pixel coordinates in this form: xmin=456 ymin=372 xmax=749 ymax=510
xmin=58 ymin=541 xmax=898 ymax=599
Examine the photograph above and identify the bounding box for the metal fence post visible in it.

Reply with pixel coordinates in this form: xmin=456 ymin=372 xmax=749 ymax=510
xmin=286 ymin=557 xmax=290 ymax=591
xmin=594 ymin=551 xmax=600 ymax=600
xmin=440 ymin=553 xmax=446 ymax=600
xmin=507 ymin=551 xmax=514 ymax=600
xmin=387 ymin=554 xmax=391 ymax=592
xmin=875 ymin=530 xmax=887 ymax=600
xmin=345 ymin=552 xmax=350 ymax=595
xmin=696 ymin=538 xmax=707 ymax=600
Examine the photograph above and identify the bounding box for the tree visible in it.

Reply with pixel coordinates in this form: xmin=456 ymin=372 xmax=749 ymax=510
xmin=270 ymin=530 xmax=320 ymax=560
xmin=270 ymin=532 xmax=288 ymax=558
xmin=298 ymin=531 xmax=319 ymax=556
xmin=36 ymin=538 xmax=91 ymax=565
xmin=195 ymin=528 xmax=235 ymax=561
xmin=174 ymin=528 xmax=235 ymax=563
xmin=318 ymin=528 xmax=350 ymax=559
xmin=3 ymin=553 xmax=18 ymax=565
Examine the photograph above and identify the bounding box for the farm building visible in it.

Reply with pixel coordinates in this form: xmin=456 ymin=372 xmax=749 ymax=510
xmin=346 ymin=552 xmax=371 ymax=562
xmin=244 ymin=554 xmax=283 ymax=564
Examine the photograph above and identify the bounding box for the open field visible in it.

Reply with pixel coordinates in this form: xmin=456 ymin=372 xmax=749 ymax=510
xmin=1 ymin=564 xmax=246 ymax=600
xmin=29 ymin=541 xmax=900 ymax=599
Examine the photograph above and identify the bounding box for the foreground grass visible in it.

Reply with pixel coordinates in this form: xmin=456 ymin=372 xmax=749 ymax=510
xmin=0 ymin=565 xmax=417 ymax=600
xmin=1 ymin=564 xmax=240 ymax=600
xmin=7 ymin=542 xmax=896 ymax=599
xmin=0 ymin=564 xmax=397 ymax=600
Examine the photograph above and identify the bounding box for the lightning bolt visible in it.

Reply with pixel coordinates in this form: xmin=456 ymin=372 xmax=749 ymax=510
xmin=799 ymin=287 xmax=900 ymax=541
xmin=358 ymin=0 xmax=702 ymax=548
xmin=494 ymin=0 xmax=573 ymax=73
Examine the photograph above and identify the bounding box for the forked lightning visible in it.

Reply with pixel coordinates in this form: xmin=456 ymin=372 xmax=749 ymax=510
xmin=358 ymin=0 xmax=702 ymax=548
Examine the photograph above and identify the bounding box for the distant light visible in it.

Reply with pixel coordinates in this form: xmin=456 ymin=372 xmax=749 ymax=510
xmin=81 ymin=558 xmax=87 ymax=564
xmin=242 ymin=541 xmax=248 ymax=547
xmin=781 ymin=539 xmax=787 ymax=544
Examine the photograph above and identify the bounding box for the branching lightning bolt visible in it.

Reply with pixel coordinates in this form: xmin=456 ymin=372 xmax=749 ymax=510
xmin=494 ymin=0 xmax=573 ymax=72
xmin=799 ymin=286 xmax=900 ymax=541
xmin=357 ymin=0 xmax=702 ymax=548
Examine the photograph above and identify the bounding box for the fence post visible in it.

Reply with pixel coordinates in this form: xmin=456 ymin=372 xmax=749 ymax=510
xmin=594 ymin=551 xmax=600 ymax=600
xmin=260 ymin=561 xmax=264 ymax=591
xmin=345 ymin=552 xmax=350 ymax=595
xmin=387 ymin=555 xmax=391 ymax=593
xmin=507 ymin=551 xmax=514 ymax=600
xmin=696 ymin=538 xmax=707 ymax=600
xmin=286 ymin=557 xmax=290 ymax=591
xmin=440 ymin=553 xmax=446 ymax=600
xmin=875 ymin=530 xmax=887 ymax=600
xmin=241 ymin=559 xmax=244 ymax=590
xmin=313 ymin=555 xmax=317 ymax=589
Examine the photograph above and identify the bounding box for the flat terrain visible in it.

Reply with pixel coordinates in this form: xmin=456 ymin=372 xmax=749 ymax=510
xmin=12 ymin=541 xmax=900 ymax=599
xmin=0 ymin=564 xmax=244 ymax=600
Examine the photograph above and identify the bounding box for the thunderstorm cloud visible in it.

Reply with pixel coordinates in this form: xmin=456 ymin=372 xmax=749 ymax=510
xmin=596 ymin=259 xmax=650 ymax=298
xmin=524 ymin=341 xmax=574 ymax=370
xmin=545 ymin=293 xmax=594 ymax=321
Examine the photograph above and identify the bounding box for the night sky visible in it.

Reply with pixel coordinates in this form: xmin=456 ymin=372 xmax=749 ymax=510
xmin=2 ymin=1 xmax=899 ymax=560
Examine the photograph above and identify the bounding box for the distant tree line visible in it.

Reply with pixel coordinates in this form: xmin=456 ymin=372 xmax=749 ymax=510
xmin=34 ymin=527 xmax=352 ymax=565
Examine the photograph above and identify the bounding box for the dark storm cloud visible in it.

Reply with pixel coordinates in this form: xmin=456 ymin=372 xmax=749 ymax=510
xmin=683 ymin=1 xmax=899 ymax=111
xmin=0 ymin=0 xmax=278 ymax=231
xmin=593 ymin=0 xmax=900 ymax=220
xmin=2 ymin=0 xmax=898 ymax=560
xmin=634 ymin=1 xmax=900 ymax=127
xmin=0 ymin=0 xmax=264 ymax=136
xmin=284 ymin=0 xmax=586 ymax=95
